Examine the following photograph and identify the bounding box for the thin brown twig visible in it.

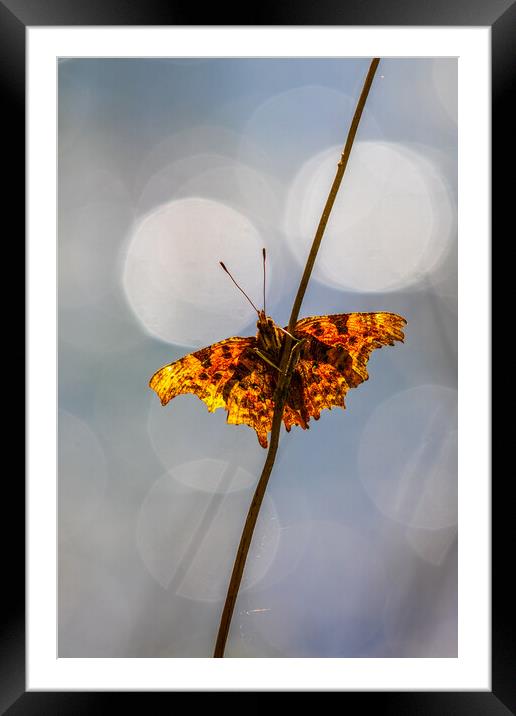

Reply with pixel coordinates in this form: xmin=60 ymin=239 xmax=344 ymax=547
xmin=213 ymin=57 xmax=380 ymax=658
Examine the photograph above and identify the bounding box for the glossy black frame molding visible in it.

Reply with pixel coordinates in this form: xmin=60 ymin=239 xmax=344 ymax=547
xmin=7 ymin=0 xmax=509 ymax=711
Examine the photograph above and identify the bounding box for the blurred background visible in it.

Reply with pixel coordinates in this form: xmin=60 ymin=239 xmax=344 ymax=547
xmin=58 ymin=58 xmax=457 ymax=658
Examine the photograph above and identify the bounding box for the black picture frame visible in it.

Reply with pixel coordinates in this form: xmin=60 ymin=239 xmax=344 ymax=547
xmin=7 ymin=0 xmax=507 ymax=710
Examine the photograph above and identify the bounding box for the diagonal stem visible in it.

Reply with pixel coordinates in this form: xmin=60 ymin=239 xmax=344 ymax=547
xmin=213 ymin=57 xmax=380 ymax=658
xmin=286 ymin=57 xmax=380 ymax=334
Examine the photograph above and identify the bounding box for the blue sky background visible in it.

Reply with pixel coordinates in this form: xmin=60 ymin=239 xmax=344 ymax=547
xmin=58 ymin=58 xmax=457 ymax=657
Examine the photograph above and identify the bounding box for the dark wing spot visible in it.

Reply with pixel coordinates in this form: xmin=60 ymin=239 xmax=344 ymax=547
xmin=332 ymin=316 xmax=348 ymax=334
xmin=195 ymin=348 xmax=210 ymax=366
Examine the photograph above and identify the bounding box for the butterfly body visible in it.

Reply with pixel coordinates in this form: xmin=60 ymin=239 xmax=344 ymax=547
xmin=252 ymin=310 xmax=303 ymax=378
xmin=149 ymin=311 xmax=406 ymax=449
xmin=256 ymin=310 xmax=285 ymax=355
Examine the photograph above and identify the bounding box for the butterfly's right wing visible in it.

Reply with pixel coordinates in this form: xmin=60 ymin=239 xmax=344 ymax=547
xmin=294 ymin=312 xmax=406 ymax=383
xmin=282 ymin=312 xmax=406 ymax=431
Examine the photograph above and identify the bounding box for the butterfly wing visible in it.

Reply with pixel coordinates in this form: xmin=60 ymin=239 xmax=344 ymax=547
xmin=283 ymin=312 xmax=406 ymax=431
xmin=225 ymin=358 xmax=276 ymax=449
xmin=149 ymin=336 xmax=276 ymax=448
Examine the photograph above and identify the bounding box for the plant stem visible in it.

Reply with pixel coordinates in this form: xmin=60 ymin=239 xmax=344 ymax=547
xmin=213 ymin=57 xmax=380 ymax=658
xmin=286 ymin=58 xmax=380 ymax=334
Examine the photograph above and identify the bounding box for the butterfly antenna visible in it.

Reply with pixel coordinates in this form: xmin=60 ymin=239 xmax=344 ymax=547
xmin=219 ymin=261 xmax=260 ymax=314
xmin=262 ymin=248 xmax=266 ymax=315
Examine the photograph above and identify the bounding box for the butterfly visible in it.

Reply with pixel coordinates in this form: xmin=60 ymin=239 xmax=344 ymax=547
xmin=149 ymin=250 xmax=406 ymax=448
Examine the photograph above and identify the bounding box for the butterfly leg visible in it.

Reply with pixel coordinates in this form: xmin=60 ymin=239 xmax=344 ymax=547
xmin=288 ymin=337 xmax=306 ymax=364
xmin=277 ymin=325 xmax=304 ymax=343
xmin=253 ymin=348 xmax=285 ymax=374
xmin=273 ymin=338 xmax=306 ymax=404
xmin=284 ymin=338 xmax=306 ymax=381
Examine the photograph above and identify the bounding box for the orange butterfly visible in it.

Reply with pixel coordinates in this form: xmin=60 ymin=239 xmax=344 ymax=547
xmin=149 ymin=251 xmax=406 ymax=448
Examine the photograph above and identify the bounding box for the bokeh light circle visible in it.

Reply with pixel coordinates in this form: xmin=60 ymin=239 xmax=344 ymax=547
xmin=358 ymin=384 xmax=457 ymax=530
xmin=405 ymin=523 xmax=457 ymax=566
xmin=137 ymin=151 xmax=285 ymax=234
xmin=170 ymin=456 xmax=256 ymax=494
xmin=136 ymin=466 xmax=280 ymax=601
xmin=284 ymin=140 xmax=455 ymax=292
xmin=123 ymin=197 xmax=266 ymax=346
xmin=243 ymin=83 xmax=380 ymax=177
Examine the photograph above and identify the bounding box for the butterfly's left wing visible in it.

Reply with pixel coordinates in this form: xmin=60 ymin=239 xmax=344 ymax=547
xmin=149 ymin=336 xmax=277 ymax=448
xmin=282 ymin=312 xmax=406 ymax=432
